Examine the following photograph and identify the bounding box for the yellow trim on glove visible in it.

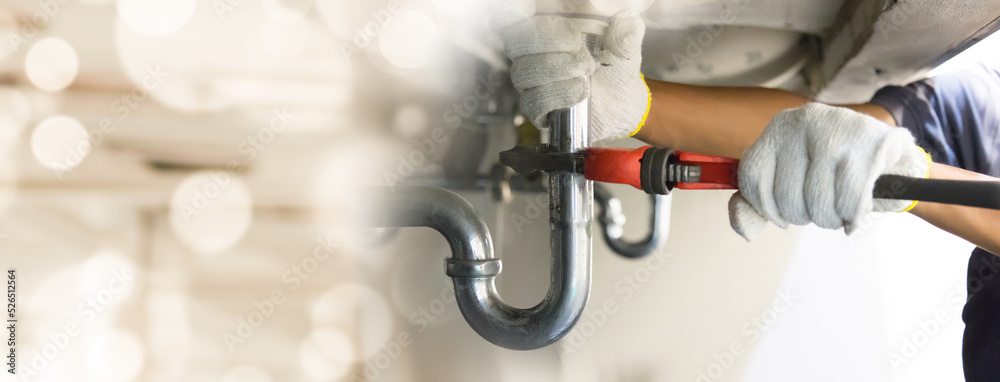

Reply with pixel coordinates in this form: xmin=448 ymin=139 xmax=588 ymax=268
xmin=626 ymin=74 xmax=652 ymax=137
xmin=899 ymin=146 xmax=933 ymax=213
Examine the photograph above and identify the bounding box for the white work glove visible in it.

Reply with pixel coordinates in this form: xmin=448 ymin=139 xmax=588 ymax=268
xmin=491 ymin=2 xmax=651 ymax=142
xmin=729 ymin=103 xmax=931 ymax=241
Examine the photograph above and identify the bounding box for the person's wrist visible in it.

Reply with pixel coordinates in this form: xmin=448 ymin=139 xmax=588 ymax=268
xmin=631 ymin=79 xmax=670 ymax=145
xmin=626 ymin=74 xmax=652 ymax=138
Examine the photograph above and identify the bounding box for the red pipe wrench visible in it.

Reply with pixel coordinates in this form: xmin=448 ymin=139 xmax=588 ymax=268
xmin=500 ymin=145 xmax=737 ymax=195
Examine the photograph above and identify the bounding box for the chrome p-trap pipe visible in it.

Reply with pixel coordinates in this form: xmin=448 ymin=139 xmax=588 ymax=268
xmin=370 ymin=33 xmax=598 ymax=350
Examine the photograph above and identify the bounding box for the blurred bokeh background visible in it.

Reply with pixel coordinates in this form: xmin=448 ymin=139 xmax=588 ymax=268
xmin=0 ymin=0 xmax=997 ymax=381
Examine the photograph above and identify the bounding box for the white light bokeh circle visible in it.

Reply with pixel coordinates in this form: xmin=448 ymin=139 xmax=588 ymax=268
xmin=116 ymin=0 xmax=195 ymax=36
xmin=222 ymin=365 xmax=272 ymax=382
xmin=378 ymin=11 xmax=441 ymax=69
xmin=260 ymin=0 xmax=313 ymax=23
xmin=25 ymin=38 xmax=79 ymax=92
xmin=299 ymin=328 xmax=355 ymax=380
xmin=311 ymin=283 xmax=393 ymax=359
xmin=169 ymin=171 xmax=254 ymax=254
xmin=30 ymin=116 xmax=90 ymax=170
xmin=84 ymin=329 xmax=145 ymax=382
xmin=77 ymin=251 xmax=136 ymax=307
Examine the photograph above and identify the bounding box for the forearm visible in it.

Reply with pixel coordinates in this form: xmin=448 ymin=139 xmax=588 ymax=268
xmin=909 ymin=163 xmax=1000 ymax=256
xmin=634 ymin=80 xmax=895 ymax=158
xmin=635 ymin=80 xmax=1000 ymax=255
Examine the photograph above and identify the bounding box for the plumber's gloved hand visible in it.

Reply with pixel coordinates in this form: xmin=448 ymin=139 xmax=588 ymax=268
xmin=491 ymin=3 xmax=650 ymax=142
xmin=728 ymin=103 xmax=931 ymax=241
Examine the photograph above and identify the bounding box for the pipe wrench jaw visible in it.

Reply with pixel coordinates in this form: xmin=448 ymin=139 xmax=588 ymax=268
xmin=498 ymin=144 xmax=585 ymax=175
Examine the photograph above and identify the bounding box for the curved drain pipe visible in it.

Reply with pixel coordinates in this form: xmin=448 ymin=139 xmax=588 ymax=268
xmin=594 ymin=184 xmax=670 ymax=258
xmin=371 ymin=31 xmax=598 ymax=350
xmin=371 ymin=97 xmax=593 ymax=350
xmin=371 ymin=178 xmax=590 ymax=350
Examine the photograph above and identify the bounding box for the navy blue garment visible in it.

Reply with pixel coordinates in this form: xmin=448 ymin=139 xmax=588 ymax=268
xmin=870 ymin=64 xmax=1000 ymax=381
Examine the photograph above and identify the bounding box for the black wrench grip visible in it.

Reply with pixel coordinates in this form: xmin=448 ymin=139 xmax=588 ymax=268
xmin=874 ymin=175 xmax=1000 ymax=210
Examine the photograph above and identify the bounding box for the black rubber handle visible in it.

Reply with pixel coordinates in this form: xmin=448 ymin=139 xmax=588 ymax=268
xmin=873 ymin=175 xmax=1000 ymax=210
